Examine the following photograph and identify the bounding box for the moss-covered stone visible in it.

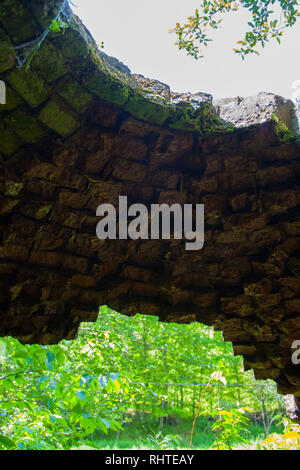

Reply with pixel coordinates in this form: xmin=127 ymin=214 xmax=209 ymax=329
xmin=0 ymin=28 xmax=15 ymax=73
xmin=0 ymin=86 xmax=23 ymax=112
xmin=0 ymin=0 xmax=40 ymax=44
xmin=31 ymin=0 xmax=65 ymax=30
xmin=7 ymin=67 xmax=49 ymax=107
xmin=53 ymin=16 xmax=131 ymax=106
xmin=85 ymin=70 xmax=130 ymax=107
xmin=0 ymin=121 xmax=22 ymax=155
xmin=124 ymin=93 xmax=171 ymax=126
xmin=167 ymin=101 xmax=230 ymax=134
xmin=56 ymin=74 xmax=93 ymax=113
xmin=30 ymin=40 xmax=68 ymax=82
xmin=271 ymin=113 xmax=299 ymax=144
xmin=38 ymin=99 xmax=80 ymax=137
xmin=4 ymin=181 xmax=23 ymax=197
xmin=6 ymin=109 xmax=46 ymax=143
xmin=52 ymin=20 xmax=91 ymax=69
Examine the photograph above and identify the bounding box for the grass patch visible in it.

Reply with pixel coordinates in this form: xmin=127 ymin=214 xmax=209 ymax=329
xmin=73 ymin=415 xmax=282 ymax=450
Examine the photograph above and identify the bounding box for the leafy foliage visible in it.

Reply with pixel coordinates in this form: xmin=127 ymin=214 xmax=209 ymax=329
xmin=140 ymin=430 xmax=182 ymax=450
xmin=0 ymin=306 xmax=287 ymax=450
xmin=0 ymin=314 xmax=126 ymax=449
xmin=257 ymin=418 xmax=300 ymax=449
xmin=210 ymin=407 xmax=252 ymax=449
xmin=170 ymin=0 xmax=300 ymax=59
xmin=23 ymin=1 xmax=70 ymax=71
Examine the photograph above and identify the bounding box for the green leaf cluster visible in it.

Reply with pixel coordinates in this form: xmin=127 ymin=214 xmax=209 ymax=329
xmin=170 ymin=0 xmax=300 ymax=59
xmin=0 ymin=306 xmax=284 ymax=450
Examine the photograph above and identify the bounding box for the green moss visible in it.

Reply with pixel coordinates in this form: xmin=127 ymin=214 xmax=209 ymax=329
xmin=37 ymin=204 xmax=53 ymax=220
xmin=52 ymin=24 xmax=91 ymax=69
xmin=0 ymin=121 xmax=22 ymax=156
xmin=44 ymin=4 xmax=231 ymax=134
xmin=38 ymin=100 xmax=80 ymax=137
xmin=166 ymin=101 xmax=231 ymax=134
xmin=0 ymin=28 xmax=15 ymax=73
xmin=0 ymin=0 xmax=38 ymax=44
xmin=6 ymin=109 xmax=46 ymax=143
xmin=0 ymin=1 xmax=239 ymax=140
xmin=31 ymin=1 xmax=64 ymax=30
xmin=7 ymin=68 xmax=49 ymax=108
xmin=53 ymin=17 xmax=130 ymax=106
xmin=167 ymin=103 xmax=205 ymax=132
xmin=124 ymin=93 xmax=171 ymax=126
xmin=5 ymin=181 xmax=23 ymax=197
xmin=56 ymin=74 xmax=93 ymax=113
xmin=0 ymin=86 xmax=23 ymax=112
xmin=271 ymin=113 xmax=299 ymax=143
xmin=30 ymin=41 xmax=68 ymax=83
xmin=86 ymin=70 xmax=130 ymax=106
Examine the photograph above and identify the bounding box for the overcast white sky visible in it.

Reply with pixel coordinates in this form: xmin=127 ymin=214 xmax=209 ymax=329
xmin=71 ymin=0 xmax=300 ymax=100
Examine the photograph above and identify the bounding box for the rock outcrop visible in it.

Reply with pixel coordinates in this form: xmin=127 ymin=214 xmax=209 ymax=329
xmin=214 ymin=92 xmax=299 ymax=133
xmin=0 ymin=0 xmax=300 ymax=401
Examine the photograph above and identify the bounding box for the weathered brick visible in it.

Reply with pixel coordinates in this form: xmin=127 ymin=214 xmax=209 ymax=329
xmin=71 ymin=274 xmax=97 ymax=288
xmin=29 ymin=250 xmax=62 ymax=268
xmin=0 ymin=244 xmax=28 ymax=261
xmin=111 ymin=135 xmax=148 ymax=161
xmin=112 ymin=158 xmax=147 ymax=182
xmin=62 ymin=255 xmax=89 ymax=274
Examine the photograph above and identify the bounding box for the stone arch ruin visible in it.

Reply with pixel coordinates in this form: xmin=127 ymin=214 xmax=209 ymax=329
xmin=0 ymin=0 xmax=300 ymax=405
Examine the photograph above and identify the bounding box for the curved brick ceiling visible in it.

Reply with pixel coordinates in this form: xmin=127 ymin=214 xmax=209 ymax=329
xmin=0 ymin=0 xmax=300 ymax=401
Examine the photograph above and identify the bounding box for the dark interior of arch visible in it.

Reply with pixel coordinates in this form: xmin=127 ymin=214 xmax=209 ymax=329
xmin=0 ymin=0 xmax=300 ymax=404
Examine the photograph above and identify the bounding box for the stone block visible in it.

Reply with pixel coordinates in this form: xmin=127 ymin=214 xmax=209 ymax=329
xmin=56 ymin=74 xmax=94 ymax=113
xmin=7 ymin=68 xmax=49 ymax=107
xmin=0 ymin=28 xmax=15 ymax=73
xmin=6 ymin=109 xmax=46 ymax=143
xmin=38 ymin=100 xmax=80 ymax=137
xmin=0 ymin=0 xmax=38 ymax=43
xmin=31 ymin=41 xmax=68 ymax=82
